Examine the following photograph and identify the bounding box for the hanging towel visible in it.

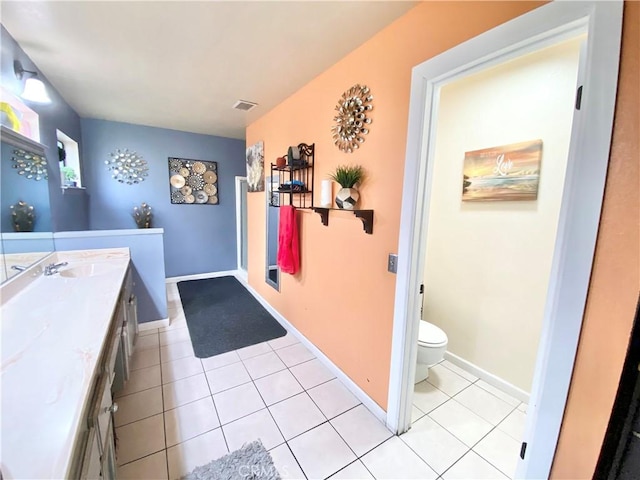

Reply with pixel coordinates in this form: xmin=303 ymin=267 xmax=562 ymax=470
xmin=277 ymin=205 xmax=300 ymax=275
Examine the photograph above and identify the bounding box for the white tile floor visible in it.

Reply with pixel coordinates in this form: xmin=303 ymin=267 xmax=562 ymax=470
xmin=115 ymin=283 xmax=527 ymax=479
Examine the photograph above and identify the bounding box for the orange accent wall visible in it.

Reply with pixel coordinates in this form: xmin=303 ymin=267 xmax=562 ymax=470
xmin=245 ymin=1 xmax=543 ymax=409
xmin=550 ymin=2 xmax=640 ymax=478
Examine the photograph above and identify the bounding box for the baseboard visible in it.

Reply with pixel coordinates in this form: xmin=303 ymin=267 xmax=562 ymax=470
xmin=166 ymin=270 xmax=239 ymax=283
xmin=235 ymin=274 xmax=388 ymax=425
xmin=444 ymin=351 xmax=530 ymax=403
xmin=139 ymin=317 xmax=170 ymax=330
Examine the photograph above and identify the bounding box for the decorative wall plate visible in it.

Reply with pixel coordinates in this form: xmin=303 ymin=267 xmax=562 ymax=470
xmin=195 ymin=191 xmax=208 ymax=203
xmin=168 ymin=157 xmax=219 ymax=205
xmin=192 ymin=162 xmax=206 ymax=174
xmin=106 ymin=148 xmax=149 ymax=184
xmin=204 ymin=184 xmax=217 ymax=196
xmin=203 ymin=171 xmax=218 ymax=184
xmin=331 ymin=84 xmax=373 ymax=153
xmin=188 ymin=175 xmax=205 ymax=189
xmin=169 ymin=158 xmax=183 ymax=172
xmin=170 ymin=174 xmax=186 ymax=188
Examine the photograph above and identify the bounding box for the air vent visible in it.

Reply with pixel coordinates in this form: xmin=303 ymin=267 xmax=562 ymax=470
xmin=232 ymin=100 xmax=258 ymax=111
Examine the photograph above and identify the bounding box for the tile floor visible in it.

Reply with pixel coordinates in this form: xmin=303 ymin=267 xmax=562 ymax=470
xmin=115 ymin=282 xmax=527 ymax=479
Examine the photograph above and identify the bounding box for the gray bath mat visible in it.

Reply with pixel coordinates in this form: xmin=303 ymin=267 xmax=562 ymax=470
xmin=178 ymin=276 xmax=286 ymax=358
xmin=181 ymin=440 xmax=281 ymax=480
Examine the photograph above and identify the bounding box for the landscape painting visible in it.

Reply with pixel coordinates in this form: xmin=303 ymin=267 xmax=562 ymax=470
xmin=462 ymin=139 xmax=543 ymax=202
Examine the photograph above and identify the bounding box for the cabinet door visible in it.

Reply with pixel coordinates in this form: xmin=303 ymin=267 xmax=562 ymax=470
xmin=97 ymin=375 xmax=115 ymax=455
xmin=101 ymin=419 xmax=118 ymax=480
xmin=80 ymin=427 xmax=102 ymax=480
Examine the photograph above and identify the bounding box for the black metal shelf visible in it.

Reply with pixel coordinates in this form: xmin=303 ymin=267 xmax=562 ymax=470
xmin=270 ymin=143 xmax=314 ymax=209
xmin=312 ymin=207 xmax=374 ymax=234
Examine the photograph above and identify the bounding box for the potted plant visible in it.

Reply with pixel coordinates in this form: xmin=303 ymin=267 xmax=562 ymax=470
xmin=61 ymin=166 xmax=77 ymax=187
xmin=329 ymin=164 xmax=365 ymax=210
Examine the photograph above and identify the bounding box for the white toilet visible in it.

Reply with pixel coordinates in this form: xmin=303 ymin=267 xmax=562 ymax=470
xmin=415 ymin=320 xmax=448 ymax=383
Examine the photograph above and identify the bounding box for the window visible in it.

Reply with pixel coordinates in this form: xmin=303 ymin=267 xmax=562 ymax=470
xmin=56 ymin=130 xmax=81 ymax=187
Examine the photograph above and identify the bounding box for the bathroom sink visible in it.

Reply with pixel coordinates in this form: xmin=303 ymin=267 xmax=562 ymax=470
xmin=58 ymin=263 xmax=116 ymax=278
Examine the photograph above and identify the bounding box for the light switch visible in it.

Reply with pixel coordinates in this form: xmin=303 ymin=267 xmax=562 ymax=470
xmin=388 ymin=254 xmax=398 ymax=274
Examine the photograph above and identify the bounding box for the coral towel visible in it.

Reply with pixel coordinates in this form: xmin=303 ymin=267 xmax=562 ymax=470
xmin=277 ymin=205 xmax=300 ymax=274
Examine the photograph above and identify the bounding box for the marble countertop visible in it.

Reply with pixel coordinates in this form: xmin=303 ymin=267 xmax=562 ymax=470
xmin=0 ymin=248 xmax=130 ymax=479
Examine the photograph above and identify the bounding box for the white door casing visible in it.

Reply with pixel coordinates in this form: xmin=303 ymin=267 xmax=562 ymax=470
xmin=387 ymin=2 xmax=623 ymax=479
xmin=235 ymin=176 xmax=248 ymax=280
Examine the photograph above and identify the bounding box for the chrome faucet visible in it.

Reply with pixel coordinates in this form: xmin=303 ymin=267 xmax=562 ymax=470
xmin=44 ymin=262 xmax=68 ymax=276
xmin=10 ymin=265 xmax=27 ymax=272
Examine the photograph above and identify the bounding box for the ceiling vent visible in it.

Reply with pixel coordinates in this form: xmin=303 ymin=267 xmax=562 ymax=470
xmin=232 ymin=100 xmax=258 ymax=112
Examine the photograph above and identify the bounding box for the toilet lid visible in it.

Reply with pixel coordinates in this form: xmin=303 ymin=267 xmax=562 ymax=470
xmin=418 ymin=321 xmax=448 ymax=345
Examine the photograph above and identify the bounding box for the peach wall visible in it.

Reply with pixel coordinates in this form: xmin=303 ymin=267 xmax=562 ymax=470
xmin=550 ymin=2 xmax=640 ymax=478
xmin=245 ymin=1 xmax=542 ymax=409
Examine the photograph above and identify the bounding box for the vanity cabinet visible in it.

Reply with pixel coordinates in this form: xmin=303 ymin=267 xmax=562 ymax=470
xmin=69 ymin=266 xmax=136 ymax=480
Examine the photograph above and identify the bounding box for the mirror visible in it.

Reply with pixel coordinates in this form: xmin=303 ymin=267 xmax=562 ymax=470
xmin=0 ymin=138 xmax=55 ymax=282
xmin=266 ymin=175 xmax=280 ymax=290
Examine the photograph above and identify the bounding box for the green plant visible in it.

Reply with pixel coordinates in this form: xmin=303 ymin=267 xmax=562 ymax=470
xmin=60 ymin=166 xmax=77 ymax=182
xmin=328 ymin=164 xmax=365 ymax=188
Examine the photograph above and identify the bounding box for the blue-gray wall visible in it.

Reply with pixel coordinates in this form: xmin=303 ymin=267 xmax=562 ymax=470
xmin=81 ymin=119 xmax=246 ymax=277
xmin=1 ymin=143 xmax=52 ymax=232
xmin=1 ymin=25 xmax=89 ymax=232
xmin=54 ymin=229 xmax=167 ymax=324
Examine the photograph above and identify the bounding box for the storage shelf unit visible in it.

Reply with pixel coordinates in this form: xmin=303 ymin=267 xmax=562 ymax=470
xmin=312 ymin=207 xmax=374 ymax=234
xmin=270 ymin=143 xmax=314 ymax=209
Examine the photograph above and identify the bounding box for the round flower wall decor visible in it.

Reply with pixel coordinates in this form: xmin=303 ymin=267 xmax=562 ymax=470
xmin=105 ymin=148 xmax=149 ymax=184
xmin=331 ymin=84 xmax=373 ymax=153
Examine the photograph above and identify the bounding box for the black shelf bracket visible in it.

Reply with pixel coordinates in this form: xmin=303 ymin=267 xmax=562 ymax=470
xmin=312 ymin=208 xmax=374 ymax=234
xmin=354 ymin=210 xmax=374 ymax=234
xmin=313 ymin=207 xmax=330 ymax=226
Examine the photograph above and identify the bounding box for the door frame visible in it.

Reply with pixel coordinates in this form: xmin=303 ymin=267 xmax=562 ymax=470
xmin=235 ymin=176 xmax=248 ymax=280
xmin=386 ymin=1 xmax=623 ymax=478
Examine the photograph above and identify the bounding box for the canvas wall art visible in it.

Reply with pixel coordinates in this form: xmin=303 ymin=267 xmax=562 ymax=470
xmin=168 ymin=157 xmax=219 ymax=205
xmin=462 ymin=139 xmax=543 ymax=202
xmin=246 ymin=141 xmax=264 ymax=192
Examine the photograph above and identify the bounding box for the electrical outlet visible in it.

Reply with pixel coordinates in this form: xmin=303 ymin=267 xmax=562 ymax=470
xmin=388 ymin=254 xmax=398 ymax=274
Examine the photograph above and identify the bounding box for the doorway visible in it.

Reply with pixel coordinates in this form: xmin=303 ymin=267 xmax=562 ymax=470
xmin=387 ymin=2 xmax=623 ymax=479
xmin=235 ymin=176 xmax=248 ymax=280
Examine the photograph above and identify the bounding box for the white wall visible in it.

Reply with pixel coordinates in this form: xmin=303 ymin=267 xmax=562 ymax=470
xmin=423 ymin=37 xmax=583 ymax=392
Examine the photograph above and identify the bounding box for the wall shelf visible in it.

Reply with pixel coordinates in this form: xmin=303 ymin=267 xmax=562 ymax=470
xmin=312 ymin=207 xmax=374 ymax=234
xmin=270 ymin=143 xmax=314 ymax=209
xmin=1 ymin=126 xmax=46 ymax=154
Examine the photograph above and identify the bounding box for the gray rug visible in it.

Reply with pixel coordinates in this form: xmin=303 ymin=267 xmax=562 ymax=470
xmin=178 ymin=276 xmax=287 ymax=358
xmin=181 ymin=440 xmax=281 ymax=480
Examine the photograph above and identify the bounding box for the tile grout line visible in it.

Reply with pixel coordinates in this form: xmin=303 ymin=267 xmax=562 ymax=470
xmin=158 ymin=329 xmax=171 ymax=480
xmin=397 ymin=430 xmax=455 ymax=478
xmin=414 ymin=390 xmax=521 ymax=479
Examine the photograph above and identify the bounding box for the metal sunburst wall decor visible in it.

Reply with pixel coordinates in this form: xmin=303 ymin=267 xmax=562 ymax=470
xmin=331 ymin=84 xmax=373 ymax=153
xmin=12 ymin=149 xmax=48 ymax=180
xmin=105 ymin=148 xmax=149 ymax=184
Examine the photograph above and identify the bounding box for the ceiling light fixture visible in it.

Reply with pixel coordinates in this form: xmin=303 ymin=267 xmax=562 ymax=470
xmin=13 ymin=60 xmax=51 ymax=104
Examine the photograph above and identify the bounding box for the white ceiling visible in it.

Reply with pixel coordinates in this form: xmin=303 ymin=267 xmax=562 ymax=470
xmin=1 ymin=1 xmax=417 ymax=139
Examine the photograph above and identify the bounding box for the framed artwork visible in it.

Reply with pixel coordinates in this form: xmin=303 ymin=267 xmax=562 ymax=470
xmin=246 ymin=141 xmax=264 ymax=192
xmin=462 ymin=139 xmax=543 ymax=202
xmin=168 ymin=157 xmax=219 ymax=205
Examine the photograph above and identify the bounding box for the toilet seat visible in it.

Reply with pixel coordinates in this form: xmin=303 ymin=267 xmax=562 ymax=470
xmin=418 ymin=321 xmax=448 ymax=347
